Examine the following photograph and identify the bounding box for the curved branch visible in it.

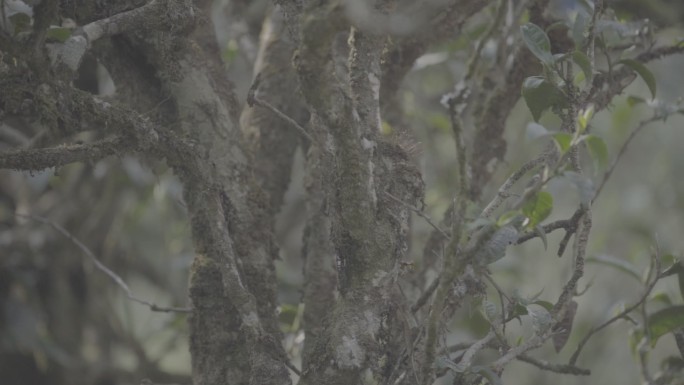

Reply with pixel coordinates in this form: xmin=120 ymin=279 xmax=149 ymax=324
xmin=0 ymin=136 xmax=136 ymax=171
xmin=517 ymin=354 xmax=590 ymax=376
xmin=569 ymin=252 xmax=661 ymax=366
xmin=16 ymin=213 xmax=191 ymax=313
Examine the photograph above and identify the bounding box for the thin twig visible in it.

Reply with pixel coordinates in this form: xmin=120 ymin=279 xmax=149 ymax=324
xmin=480 ymin=154 xmax=547 ymax=218
xmin=461 ymin=330 xmax=496 ymax=368
xmin=247 ymin=72 xmax=319 ymax=145
xmin=517 ymin=354 xmax=590 ymax=376
xmin=552 ymin=213 xmax=591 ymax=321
xmin=16 ymin=213 xmax=192 ymax=313
xmin=284 ymin=360 xmax=301 ymax=376
xmin=443 ymin=340 xmax=478 ymax=354
xmin=482 ymin=273 xmax=512 ymax=327
xmin=491 ymin=333 xmax=547 ymax=372
xmin=517 ymin=208 xmax=584 ymax=257
xmin=411 ymin=274 xmax=440 ymax=313
xmin=569 ymin=251 xmax=661 ymax=366
xmin=384 ymin=191 xmax=450 ymax=240
xmin=592 ymin=116 xmax=659 ymax=203
xmin=638 ymin=247 xmax=658 ymax=384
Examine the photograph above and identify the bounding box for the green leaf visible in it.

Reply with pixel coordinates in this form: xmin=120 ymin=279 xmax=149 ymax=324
xmin=572 ymin=51 xmax=593 ymax=83
xmin=587 ymin=254 xmax=642 ymax=282
xmin=649 ymin=292 xmax=673 ymax=306
xmin=381 ymin=121 xmax=393 ymax=135
xmin=552 ymin=300 xmax=578 ymax=352
xmin=533 ymin=300 xmax=554 ymax=311
xmin=522 ymin=191 xmax=553 ymax=228
xmin=496 ymin=211 xmax=521 ymax=227
xmin=577 ymin=105 xmax=595 ymax=133
xmin=278 ymin=304 xmax=299 ymax=326
xmin=661 ymin=253 xmax=677 ymax=269
xmin=521 ymin=23 xmax=554 ymax=64
xmin=553 ymin=52 xmax=570 ymax=62
xmin=572 ymin=11 xmax=589 ymax=48
xmin=618 ymin=59 xmax=657 ymax=100
xmin=552 ymin=132 xmax=574 ymax=154
xmin=629 ymin=329 xmax=644 ymax=355
xmin=522 ymin=76 xmax=568 ymax=121
xmin=513 ymin=303 xmax=528 ymax=316
xmin=427 ymin=113 xmax=451 ymax=132
xmin=627 ymin=95 xmax=646 ymax=107
xmin=660 ymin=259 xmax=684 ymax=296
xmin=659 ymin=257 xmax=684 ymax=299
xmin=578 ymin=0 xmax=595 ymax=13
xmin=468 ymin=217 xmax=495 ymax=231
xmin=9 ymin=12 xmax=32 ymax=35
xmin=647 ymin=306 xmax=684 ymax=346
xmin=584 ymin=134 xmax=608 ymax=170
xmin=222 ymin=39 xmax=240 ymax=64
xmin=612 ymin=302 xmax=637 ymax=324
xmin=46 ymin=27 xmax=72 ymax=43
xmin=546 ymin=21 xmax=569 ymax=34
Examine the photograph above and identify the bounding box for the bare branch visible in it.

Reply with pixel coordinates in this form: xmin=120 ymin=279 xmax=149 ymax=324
xmin=516 ymin=208 xmax=582 ymax=245
xmin=247 ymin=72 xmax=318 ymax=145
xmin=16 ymin=213 xmax=192 ymax=313
xmin=492 ymin=333 xmax=548 ymax=372
xmin=0 ymin=136 xmax=135 ymax=171
xmin=552 ymin=213 xmax=591 ymax=323
xmin=591 ymin=44 xmax=684 ymax=112
xmin=517 ymin=354 xmax=590 ymax=376
xmin=481 ymin=153 xmax=548 ymax=218
xmin=461 ymin=330 xmax=496 ymax=368
xmin=411 ymin=274 xmax=440 ymax=314
xmin=384 ymin=191 xmax=449 ymax=240
xmin=592 ymin=116 xmax=659 ymax=203
xmin=569 ymin=251 xmax=661 ymax=365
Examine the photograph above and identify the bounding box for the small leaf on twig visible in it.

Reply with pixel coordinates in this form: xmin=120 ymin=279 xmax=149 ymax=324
xmin=572 ymin=51 xmax=593 ymax=83
xmin=521 ymin=23 xmax=554 ymax=64
xmin=647 ymin=305 xmax=684 ymax=347
xmin=618 ymin=59 xmax=657 ymax=100
xmin=587 ymin=254 xmax=641 ymax=282
xmin=553 ymin=300 xmax=578 ymax=352
xmin=522 ymin=191 xmax=553 ymax=228
xmin=584 ymin=134 xmax=608 ymax=171
xmin=522 ymin=77 xmax=568 ymax=121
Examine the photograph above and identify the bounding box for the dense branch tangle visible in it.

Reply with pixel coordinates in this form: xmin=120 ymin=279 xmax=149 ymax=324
xmin=1 ymin=1 xmax=683 ymax=385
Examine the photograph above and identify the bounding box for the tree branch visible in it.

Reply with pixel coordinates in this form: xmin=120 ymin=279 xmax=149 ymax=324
xmin=247 ymin=72 xmax=318 ymax=145
xmin=569 ymin=252 xmax=661 ymax=366
xmin=592 ymin=116 xmax=660 ymax=203
xmin=16 ymin=213 xmax=192 ymax=313
xmin=517 ymin=354 xmax=590 ymax=376
xmin=0 ymin=136 xmax=136 ymax=171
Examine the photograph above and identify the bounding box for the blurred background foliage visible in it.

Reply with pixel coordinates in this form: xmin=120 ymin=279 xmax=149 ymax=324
xmin=1 ymin=0 xmax=684 ymax=384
